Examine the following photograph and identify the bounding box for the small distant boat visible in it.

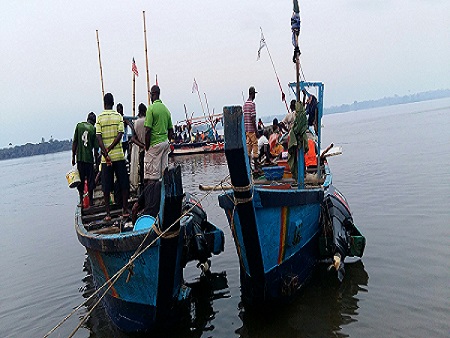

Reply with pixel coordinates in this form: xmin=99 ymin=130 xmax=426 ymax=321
xmin=75 ymin=166 xmax=225 ymax=332
xmin=170 ymin=113 xmax=224 ymax=156
xmin=218 ymin=81 xmax=365 ymax=305
xmin=170 ymin=140 xmax=225 ymax=156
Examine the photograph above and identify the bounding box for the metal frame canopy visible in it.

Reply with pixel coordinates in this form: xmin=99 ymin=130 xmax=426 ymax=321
xmin=288 ymin=81 xmax=324 ymax=178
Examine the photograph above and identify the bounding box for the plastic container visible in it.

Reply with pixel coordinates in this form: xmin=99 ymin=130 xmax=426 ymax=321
xmin=66 ymin=167 xmax=81 ymax=188
xmin=262 ymin=166 xmax=284 ymax=180
xmin=134 ymin=215 xmax=156 ymax=231
xmin=277 ymin=160 xmax=292 ymax=178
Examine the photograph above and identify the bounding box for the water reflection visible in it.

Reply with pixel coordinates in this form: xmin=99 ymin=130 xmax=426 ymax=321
xmin=236 ymin=261 xmax=369 ymax=338
xmin=80 ymin=255 xmax=230 ymax=337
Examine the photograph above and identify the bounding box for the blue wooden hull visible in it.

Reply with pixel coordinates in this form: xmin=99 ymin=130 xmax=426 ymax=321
xmin=219 ymin=187 xmax=323 ymax=304
xmin=76 ymin=212 xmax=186 ymax=332
xmin=218 ymin=105 xmax=328 ymax=305
xmin=75 ymin=166 xmax=225 ymax=332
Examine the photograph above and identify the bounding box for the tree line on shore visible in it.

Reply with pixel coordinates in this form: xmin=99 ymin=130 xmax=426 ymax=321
xmin=0 ymin=139 xmax=72 ymax=161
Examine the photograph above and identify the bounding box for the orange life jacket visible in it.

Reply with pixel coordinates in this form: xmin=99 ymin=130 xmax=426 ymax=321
xmin=304 ymin=139 xmax=317 ymax=167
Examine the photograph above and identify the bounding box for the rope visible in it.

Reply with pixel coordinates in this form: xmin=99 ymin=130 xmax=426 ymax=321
xmin=44 ymin=174 xmax=231 ymax=338
xmin=152 ymin=222 xmax=180 ymax=239
xmin=231 ymin=183 xmax=252 ymax=193
xmin=259 ymin=27 xmax=290 ymax=115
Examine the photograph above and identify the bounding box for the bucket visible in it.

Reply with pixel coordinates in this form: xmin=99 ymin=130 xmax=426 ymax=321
xmin=134 ymin=215 xmax=156 ymax=231
xmin=66 ymin=168 xmax=81 ymax=188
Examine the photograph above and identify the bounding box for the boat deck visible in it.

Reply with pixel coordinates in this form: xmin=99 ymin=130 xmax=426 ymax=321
xmin=78 ymin=187 xmax=138 ymax=234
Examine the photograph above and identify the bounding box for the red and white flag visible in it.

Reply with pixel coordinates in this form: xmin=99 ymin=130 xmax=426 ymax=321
xmin=131 ymin=58 xmax=139 ymax=77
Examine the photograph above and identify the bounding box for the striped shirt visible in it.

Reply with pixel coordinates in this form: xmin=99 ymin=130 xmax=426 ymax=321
xmin=96 ymin=110 xmax=125 ymax=163
xmin=243 ymin=100 xmax=256 ymax=132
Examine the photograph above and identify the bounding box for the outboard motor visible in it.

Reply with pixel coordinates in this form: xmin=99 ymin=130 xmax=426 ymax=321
xmin=180 ymin=193 xmax=211 ymax=274
xmin=322 ymin=185 xmax=355 ymax=281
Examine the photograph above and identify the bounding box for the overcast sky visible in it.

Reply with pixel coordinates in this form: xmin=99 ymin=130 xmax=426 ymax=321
xmin=1 ymin=0 xmax=449 ymax=146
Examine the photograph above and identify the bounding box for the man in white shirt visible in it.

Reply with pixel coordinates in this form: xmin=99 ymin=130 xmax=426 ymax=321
xmin=257 ymin=130 xmax=271 ymax=164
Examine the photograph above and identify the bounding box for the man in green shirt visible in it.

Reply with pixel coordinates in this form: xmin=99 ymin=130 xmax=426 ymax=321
xmin=96 ymin=93 xmax=130 ymax=221
xmin=144 ymin=85 xmax=174 ymax=181
xmin=72 ymin=112 xmax=99 ymax=208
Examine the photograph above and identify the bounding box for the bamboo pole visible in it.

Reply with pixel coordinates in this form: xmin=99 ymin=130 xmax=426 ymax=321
xmin=143 ymin=11 xmax=151 ymax=105
xmin=96 ymin=30 xmax=105 ymax=100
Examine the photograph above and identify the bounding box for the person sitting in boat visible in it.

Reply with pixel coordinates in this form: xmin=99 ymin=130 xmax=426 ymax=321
xmin=257 ymin=129 xmax=273 ymax=164
xmin=269 ymin=119 xmax=284 ymax=158
xmin=72 ymin=112 xmax=99 ymax=209
xmin=96 ymin=93 xmax=130 ymax=221
xmin=257 ymin=118 xmax=265 ymax=133
xmin=175 ymin=132 xmax=183 ymax=144
xmin=304 ymin=130 xmax=318 ymax=170
xmin=131 ymin=179 xmax=161 ymax=224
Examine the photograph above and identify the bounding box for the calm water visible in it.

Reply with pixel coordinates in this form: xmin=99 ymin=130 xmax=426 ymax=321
xmin=1 ymin=98 xmax=449 ymax=337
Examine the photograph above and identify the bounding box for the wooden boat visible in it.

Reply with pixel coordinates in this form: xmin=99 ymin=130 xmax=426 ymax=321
xmin=170 ymin=113 xmax=224 ymax=156
xmin=217 ymin=81 xmax=365 ymax=305
xmin=75 ymin=165 xmax=224 ymax=332
xmin=170 ymin=139 xmax=224 ymax=156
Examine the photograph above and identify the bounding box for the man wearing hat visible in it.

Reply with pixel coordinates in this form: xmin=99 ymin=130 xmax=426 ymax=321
xmin=243 ymin=86 xmax=260 ymax=171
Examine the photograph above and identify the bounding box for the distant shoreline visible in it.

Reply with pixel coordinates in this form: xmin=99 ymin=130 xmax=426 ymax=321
xmin=2 ymin=90 xmax=449 ymax=161
xmin=0 ymin=139 xmax=71 ymax=161
xmin=324 ymin=89 xmax=450 ymax=115
xmin=261 ymin=89 xmax=450 ymax=124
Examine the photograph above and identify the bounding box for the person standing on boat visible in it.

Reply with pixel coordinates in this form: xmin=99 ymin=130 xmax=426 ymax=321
xmin=305 ymin=95 xmax=318 ymax=135
xmin=130 ymin=103 xmax=147 ymax=192
xmin=117 ymin=103 xmax=134 ymax=163
xmin=72 ymin=112 xmax=99 ymax=208
xmin=279 ymin=99 xmax=297 ymax=133
xmin=243 ymin=86 xmax=259 ymax=171
xmin=96 ymin=93 xmax=130 ymax=221
xmin=144 ymin=85 xmax=174 ymax=181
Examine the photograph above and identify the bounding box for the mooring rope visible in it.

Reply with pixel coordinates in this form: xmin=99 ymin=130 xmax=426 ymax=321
xmin=44 ymin=173 xmax=231 ymax=338
xmin=152 ymin=222 xmax=180 ymax=239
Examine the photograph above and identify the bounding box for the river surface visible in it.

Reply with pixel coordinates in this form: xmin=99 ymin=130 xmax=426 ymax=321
xmin=1 ymin=98 xmax=449 ymax=337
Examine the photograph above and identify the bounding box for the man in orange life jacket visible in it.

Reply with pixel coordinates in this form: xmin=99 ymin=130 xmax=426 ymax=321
xmin=304 ymin=130 xmax=318 ymax=168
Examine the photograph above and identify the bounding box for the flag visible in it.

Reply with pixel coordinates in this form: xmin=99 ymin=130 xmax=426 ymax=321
xmin=257 ymin=30 xmax=266 ymax=61
xmin=192 ymin=78 xmax=199 ymax=93
xmin=131 ymin=58 xmax=139 ymax=76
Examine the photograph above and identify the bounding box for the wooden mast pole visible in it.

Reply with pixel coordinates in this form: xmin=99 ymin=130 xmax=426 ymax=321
xmin=143 ymin=11 xmax=151 ymax=105
xmin=293 ymin=0 xmax=304 ymax=188
xmin=96 ymin=30 xmax=105 ymax=100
